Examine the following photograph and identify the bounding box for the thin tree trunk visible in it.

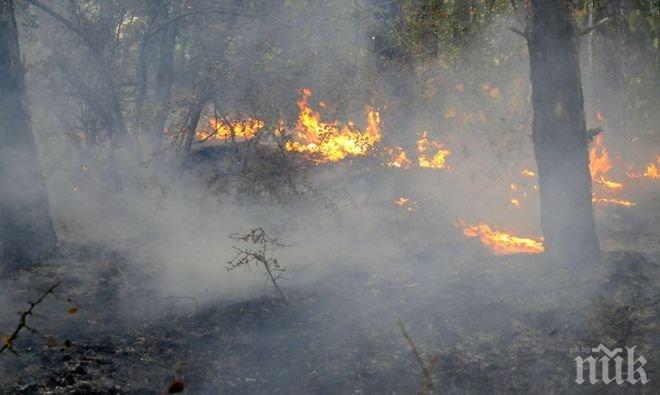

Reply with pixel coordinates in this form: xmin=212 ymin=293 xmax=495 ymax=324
xmin=135 ymin=35 xmax=151 ymax=135
xmin=151 ymin=23 xmax=177 ymax=145
xmin=181 ymin=91 xmax=211 ymax=165
xmin=151 ymin=8 xmax=179 ymax=147
xmin=592 ymin=0 xmax=625 ymax=140
xmin=0 ymin=0 xmax=57 ymax=266
xmin=136 ymin=0 xmax=181 ymax=151
xmin=527 ymin=0 xmax=600 ymax=265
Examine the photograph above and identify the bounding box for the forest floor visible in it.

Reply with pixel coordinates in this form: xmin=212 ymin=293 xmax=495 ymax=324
xmin=1 ymin=192 xmax=659 ymax=394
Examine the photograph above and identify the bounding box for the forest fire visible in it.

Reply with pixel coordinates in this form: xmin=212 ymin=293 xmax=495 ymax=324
xmin=196 ymin=117 xmax=264 ymax=142
xmin=284 ymin=88 xmax=381 ymax=163
xmin=455 ymin=219 xmax=544 ymax=255
xmin=417 ymin=131 xmax=451 ymax=169
xmin=3 ymin=0 xmax=659 ymax=393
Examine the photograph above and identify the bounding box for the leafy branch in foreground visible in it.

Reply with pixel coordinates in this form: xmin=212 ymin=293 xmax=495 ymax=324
xmin=227 ymin=227 xmax=287 ymax=303
xmin=1 ymin=280 xmax=61 ymax=355
xmin=398 ymin=320 xmax=438 ymax=395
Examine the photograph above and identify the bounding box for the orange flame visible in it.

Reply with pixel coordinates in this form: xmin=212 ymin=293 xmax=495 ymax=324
xmin=417 ymin=131 xmax=450 ymax=169
xmin=456 ymin=219 xmax=544 ymax=255
xmin=589 ymin=135 xmax=627 ymax=191
xmin=284 ymin=88 xmax=381 ymax=163
xmin=644 ymin=162 xmax=659 ymax=179
xmin=592 ymin=197 xmax=636 ymax=207
xmin=394 ymin=196 xmax=417 ymax=212
xmin=589 ymin=135 xmax=612 ymax=180
xmin=385 ymin=146 xmax=412 ymax=168
xmin=597 ymin=176 xmax=623 ymax=190
xmin=626 ymin=157 xmax=659 ymax=180
xmin=196 ymin=117 xmax=264 ymax=142
xmin=520 ymin=168 xmax=536 ymax=178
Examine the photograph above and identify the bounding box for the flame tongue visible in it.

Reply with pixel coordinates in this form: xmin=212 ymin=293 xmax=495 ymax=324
xmin=597 ymin=176 xmax=623 ymax=190
xmin=284 ymin=88 xmax=381 ymax=163
xmin=456 ymin=219 xmax=544 ymax=255
xmin=592 ymin=197 xmax=636 ymax=207
xmin=588 ymin=134 xmax=625 ymax=190
xmin=589 ymin=135 xmax=613 ymax=180
xmin=521 ymin=168 xmax=536 ymax=177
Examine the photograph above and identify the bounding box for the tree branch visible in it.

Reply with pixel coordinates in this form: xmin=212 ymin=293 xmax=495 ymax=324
xmin=579 ymin=17 xmax=612 ymax=37
xmin=25 ymin=0 xmax=82 ymax=37
xmin=509 ymin=0 xmax=518 ymax=11
xmin=508 ymin=26 xmax=527 ymax=39
xmin=145 ymin=9 xmax=262 ymax=40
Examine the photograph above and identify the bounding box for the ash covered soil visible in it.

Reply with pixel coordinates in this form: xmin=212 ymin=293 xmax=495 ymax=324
xmin=1 ymin=207 xmax=659 ymax=394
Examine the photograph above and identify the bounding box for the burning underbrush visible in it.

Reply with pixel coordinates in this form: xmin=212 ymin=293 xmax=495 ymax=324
xmin=183 ymin=90 xmax=657 ymax=256
xmin=183 ymin=92 xmax=658 ymax=255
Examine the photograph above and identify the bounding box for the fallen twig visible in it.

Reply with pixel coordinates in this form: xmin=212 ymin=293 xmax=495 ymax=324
xmin=1 ymin=280 xmax=61 ymax=355
xmin=398 ymin=320 xmax=438 ymax=395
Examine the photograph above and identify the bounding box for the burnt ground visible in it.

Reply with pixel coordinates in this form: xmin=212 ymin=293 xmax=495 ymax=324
xmin=1 ymin=207 xmax=659 ymax=394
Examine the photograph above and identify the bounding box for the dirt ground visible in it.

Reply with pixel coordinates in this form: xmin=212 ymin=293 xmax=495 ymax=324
xmin=1 ymin=223 xmax=658 ymax=394
xmin=1 ymin=165 xmax=659 ymax=394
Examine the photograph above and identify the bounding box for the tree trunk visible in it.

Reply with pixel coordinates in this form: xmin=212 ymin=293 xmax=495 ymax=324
xmin=0 ymin=0 xmax=57 ymax=266
xmin=97 ymin=0 xmax=131 ymax=154
xmin=181 ymin=91 xmax=211 ymax=165
xmin=527 ymin=0 xmax=600 ymax=266
xmin=135 ymin=0 xmax=181 ymax=151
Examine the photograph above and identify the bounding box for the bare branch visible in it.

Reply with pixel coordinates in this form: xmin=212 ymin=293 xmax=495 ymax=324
xmin=579 ymin=17 xmax=612 ymax=37
xmin=145 ymin=9 xmax=262 ymax=40
xmin=508 ymin=26 xmax=527 ymax=39
xmin=509 ymin=0 xmax=518 ymax=11
xmin=25 ymin=0 xmax=82 ymax=37
xmin=227 ymin=228 xmax=287 ymax=303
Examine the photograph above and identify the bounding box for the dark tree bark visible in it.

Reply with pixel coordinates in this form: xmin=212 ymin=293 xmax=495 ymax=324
xmin=527 ymin=0 xmax=600 ymax=265
xmin=0 ymin=0 xmax=57 ymax=265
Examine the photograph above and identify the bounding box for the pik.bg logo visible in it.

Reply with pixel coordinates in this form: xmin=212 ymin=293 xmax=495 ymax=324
xmin=573 ymin=344 xmax=649 ymax=385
